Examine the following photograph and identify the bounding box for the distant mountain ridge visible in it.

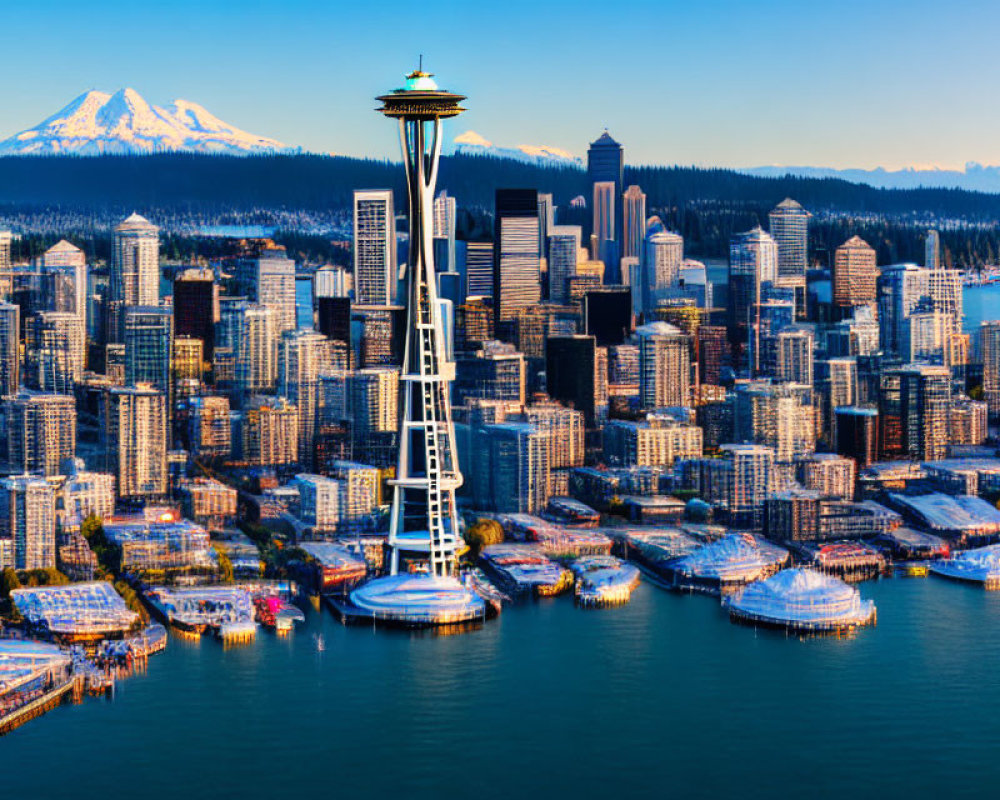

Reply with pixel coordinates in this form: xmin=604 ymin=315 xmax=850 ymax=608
xmin=449 ymin=130 xmax=582 ymax=167
xmin=741 ymin=163 xmax=1000 ymax=193
xmin=0 ymin=88 xmax=293 ymax=156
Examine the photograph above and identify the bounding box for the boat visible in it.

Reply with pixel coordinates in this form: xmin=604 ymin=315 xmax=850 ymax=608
xmin=895 ymin=562 xmax=929 ymax=578
xmin=930 ymin=544 xmax=1000 ymax=589
xmin=570 ymin=556 xmax=640 ymax=607
xmin=253 ymin=595 xmax=305 ymax=633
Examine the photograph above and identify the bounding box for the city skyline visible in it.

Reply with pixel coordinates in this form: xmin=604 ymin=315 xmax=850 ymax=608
xmin=3 ymin=0 xmax=1000 ymax=170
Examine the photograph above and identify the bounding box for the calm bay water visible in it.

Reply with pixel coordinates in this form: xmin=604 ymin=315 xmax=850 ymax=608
xmin=963 ymin=282 xmax=1000 ymax=332
xmin=4 ymin=578 xmax=1000 ymax=798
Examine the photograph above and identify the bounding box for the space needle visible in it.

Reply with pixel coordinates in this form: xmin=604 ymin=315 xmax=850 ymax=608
xmin=348 ymin=65 xmax=486 ymax=626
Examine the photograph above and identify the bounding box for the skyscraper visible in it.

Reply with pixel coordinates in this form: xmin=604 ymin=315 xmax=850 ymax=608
xmin=26 ymin=311 xmax=83 ymax=394
xmin=493 ymin=188 xmax=541 ymax=329
xmin=251 ymin=247 xmax=297 ymax=335
xmin=465 ymin=241 xmax=494 ymax=299
xmin=5 ymin=392 xmax=76 ymax=477
xmin=833 ymin=236 xmax=877 ymax=312
xmin=41 ymin=240 xmax=87 ymax=354
xmin=879 ymin=364 xmax=951 ymax=461
xmin=278 ymin=329 xmax=334 ymax=468
xmin=353 ymin=189 xmax=396 ymax=305
xmin=0 ymin=476 xmax=56 ymax=570
xmin=0 ymin=303 xmax=18 ymax=395
xmin=592 ymin=181 xmax=616 ymax=256
xmin=587 ymin=131 xmax=624 ymax=244
xmin=729 ymin=226 xmax=778 ymax=373
xmin=236 ymin=304 xmax=279 ymax=399
xmin=173 ymin=268 xmax=218 ymax=362
xmin=775 ymin=326 xmax=814 ymax=386
xmin=546 ymin=335 xmax=599 ymax=425
xmin=547 ymin=226 xmax=580 ymax=304
xmin=877 ymin=264 xmax=963 ymax=359
xmin=645 ymin=230 xmax=684 ymax=303
xmin=981 ymin=321 xmax=1000 ymax=420
xmin=636 ymin=322 xmax=691 ymax=409
xmin=622 ymin=185 xmax=647 ymax=262
xmin=102 ymin=384 xmax=167 ymax=501
xmin=110 ymin=213 xmax=159 ymax=341
xmin=124 ymin=306 xmax=173 ymax=396
xmin=768 ymin=198 xmax=809 ymax=278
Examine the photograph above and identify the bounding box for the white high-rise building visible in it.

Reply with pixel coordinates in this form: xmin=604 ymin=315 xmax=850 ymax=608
xmin=730 ymin=226 xmax=778 ymax=374
xmin=236 ymin=305 xmax=279 ymax=397
xmin=254 ymin=248 xmax=297 ymax=335
xmin=42 ymin=240 xmax=87 ymax=356
xmin=636 ymin=321 xmax=691 ymax=409
xmin=622 ymin=185 xmax=647 ymax=262
xmin=354 ymin=190 xmax=396 ymax=305
xmin=102 ymin=384 xmax=167 ymax=501
xmin=279 ymin=330 xmax=334 ymax=468
xmin=110 ymin=213 xmax=159 ymax=340
xmin=26 ymin=311 xmax=84 ymax=394
xmin=768 ymin=198 xmax=809 ymax=278
xmin=645 ymin=230 xmax=684 ymax=300
xmin=0 ymin=476 xmax=56 ymax=570
xmin=5 ymin=392 xmax=76 ymax=477
xmin=982 ymin=321 xmax=1000 ymax=420
xmin=547 ymin=226 xmax=581 ymax=304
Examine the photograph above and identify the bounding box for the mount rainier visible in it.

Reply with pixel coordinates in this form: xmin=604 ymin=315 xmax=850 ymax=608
xmin=0 ymin=88 xmax=293 ymax=156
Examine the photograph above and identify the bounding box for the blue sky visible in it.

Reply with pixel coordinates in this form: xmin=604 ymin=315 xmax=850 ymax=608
xmin=2 ymin=0 xmax=999 ymax=168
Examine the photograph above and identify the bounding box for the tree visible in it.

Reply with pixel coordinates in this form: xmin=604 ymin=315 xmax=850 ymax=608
xmin=213 ymin=545 xmax=234 ymax=583
xmin=464 ymin=519 xmax=504 ymax=557
xmin=0 ymin=567 xmax=21 ymax=599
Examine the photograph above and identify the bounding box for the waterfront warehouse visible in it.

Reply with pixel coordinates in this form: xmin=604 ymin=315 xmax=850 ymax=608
xmin=297 ymin=541 xmax=368 ymax=594
xmin=480 ymin=544 xmax=574 ymax=598
xmin=610 ymin=527 xmax=704 ymax=576
xmin=795 ymin=541 xmax=886 ymax=582
xmin=886 ymin=493 xmax=1000 ymax=547
xmin=144 ymin=586 xmax=254 ymax=634
xmin=724 ymin=568 xmax=876 ymax=634
xmin=11 ymin=582 xmax=140 ymax=640
xmin=0 ymin=640 xmax=73 ymax=721
xmin=666 ymin=533 xmax=789 ymax=594
xmin=930 ymin=544 xmax=1000 ymax=589
xmin=571 ymin=555 xmax=640 ymax=606
xmin=873 ymin=527 xmax=950 ymax=561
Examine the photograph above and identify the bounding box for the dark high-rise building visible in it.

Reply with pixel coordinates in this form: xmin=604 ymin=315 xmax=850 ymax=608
xmin=835 ymin=406 xmax=879 ymax=467
xmin=546 ymin=335 xmax=597 ymax=425
xmin=173 ymin=268 xmax=218 ymax=361
xmin=878 ymin=364 xmax=951 ymax=461
xmin=493 ymin=189 xmax=540 ymax=331
xmin=584 ymin=288 xmax=631 ymax=346
xmin=697 ymin=325 xmax=730 ymax=386
xmin=317 ymin=296 xmax=351 ymax=347
xmin=587 ymin=131 xmax=624 ymax=244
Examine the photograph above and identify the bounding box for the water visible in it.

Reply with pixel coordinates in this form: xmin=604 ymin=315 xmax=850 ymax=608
xmin=963 ymin=282 xmax=1000 ymax=332
xmin=4 ymin=578 xmax=1000 ymax=798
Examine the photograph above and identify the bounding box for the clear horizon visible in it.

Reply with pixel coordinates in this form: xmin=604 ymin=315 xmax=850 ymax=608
xmin=2 ymin=0 xmax=1000 ymax=170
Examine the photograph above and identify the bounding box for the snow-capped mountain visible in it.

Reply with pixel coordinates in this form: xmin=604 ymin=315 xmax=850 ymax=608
xmin=740 ymin=163 xmax=1000 ymax=193
xmin=450 ymin=130 xmax=582 ymax=167
xmin=0 ymin=88 xmax=293 ymax=156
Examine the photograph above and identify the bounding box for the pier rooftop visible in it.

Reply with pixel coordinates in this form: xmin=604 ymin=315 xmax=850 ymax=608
xmin=930 ymin=544 xmax=1000 ymax=589
xmin=724 ymin=568 xmax=877 ymax=634
xmin=886 ymin=493 xmax=1000 ymax=545
xmin=667 ymin=533 xmax=790 ymax=594
xmin=11 ymin=582 xmax=139 ymax=639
